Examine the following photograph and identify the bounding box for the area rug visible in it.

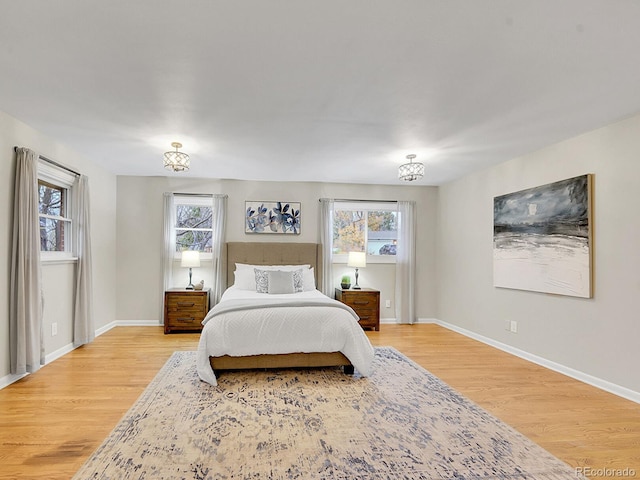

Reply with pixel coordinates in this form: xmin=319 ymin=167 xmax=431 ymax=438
xmin=73 ymin=348 xmax=580 ymax=479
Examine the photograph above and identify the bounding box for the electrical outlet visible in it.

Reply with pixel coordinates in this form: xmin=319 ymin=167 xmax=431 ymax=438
xmin=510 ymin=320 xmax=518 ymax=333
xmin=505 ymin=320 xmax=510 ymax=331
xmin=385 ymin=300 xmax=391 ymax=308
xmin=51 ymin=322 xmax=58 ymax=336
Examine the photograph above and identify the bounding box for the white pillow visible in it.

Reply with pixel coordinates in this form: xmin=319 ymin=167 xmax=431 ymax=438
xmin=234 ymin=269 xmax=257 ymax=290
xmin=303 ymin=267 xmax=316 ymax=291
xmin=236 ymin=263 xmax=310 ymax=271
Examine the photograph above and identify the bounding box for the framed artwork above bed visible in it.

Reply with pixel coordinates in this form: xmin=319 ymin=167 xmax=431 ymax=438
xmin=245 ymin=201 xmax=301 ymax=234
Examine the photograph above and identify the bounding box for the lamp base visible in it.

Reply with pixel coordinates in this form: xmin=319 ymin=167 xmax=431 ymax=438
xmin=186 ymin=268 xmax=194 ymax=290
xmin=353 ymin=268 xmax=361 ymax=289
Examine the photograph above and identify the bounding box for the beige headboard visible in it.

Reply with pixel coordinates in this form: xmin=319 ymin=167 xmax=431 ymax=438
xmin=225 ymin=242 xmax=323 ymax=289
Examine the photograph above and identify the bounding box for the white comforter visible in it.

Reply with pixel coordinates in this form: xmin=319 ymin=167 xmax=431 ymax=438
xmin=196 ymin=287 xmax=375 ymax=385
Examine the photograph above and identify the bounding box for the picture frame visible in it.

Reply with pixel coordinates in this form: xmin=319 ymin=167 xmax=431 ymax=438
xmin=493 ymin=174 xmax=593 ymax=298
xmin=245 ymin=201 xmax=301 ymax=235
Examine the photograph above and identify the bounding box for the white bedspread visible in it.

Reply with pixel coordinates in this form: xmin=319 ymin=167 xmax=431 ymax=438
xmin=196 ymin=287 xmax=375 ymax=385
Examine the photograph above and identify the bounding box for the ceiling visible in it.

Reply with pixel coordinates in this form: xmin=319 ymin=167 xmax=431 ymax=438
xmin=1 ymin=1 xmax=640 ymax=186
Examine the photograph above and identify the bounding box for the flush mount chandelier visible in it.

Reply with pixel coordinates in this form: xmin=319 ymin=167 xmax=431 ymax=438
xmin=398 ymin=154 xmax=424 ymax=181
xmin=164 ymin=142 xmax=190 ymax=172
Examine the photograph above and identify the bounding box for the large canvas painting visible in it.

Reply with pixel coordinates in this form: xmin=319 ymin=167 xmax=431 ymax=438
xmin=493 ymin=174 xmax=593 ymax=298
xmin=245 ymin=201 xmax=301 ymax=234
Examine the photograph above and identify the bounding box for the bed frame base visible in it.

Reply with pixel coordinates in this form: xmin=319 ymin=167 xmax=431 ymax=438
xmin=210 ymin=352 xmax=354 ymax=375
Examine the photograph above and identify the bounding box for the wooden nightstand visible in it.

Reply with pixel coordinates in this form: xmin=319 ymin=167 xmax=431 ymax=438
xmin=164 ymin=288 xmax=210 ymax=334
xmin=335 ymin=287 xmax=380 ymax=331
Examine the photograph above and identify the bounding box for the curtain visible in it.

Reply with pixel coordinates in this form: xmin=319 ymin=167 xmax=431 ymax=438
xmin=211 ymin=194 xmax=227 ymax=305
xmin=10 ymin=148 xmax=44 ymax=374
xmin=319 ymin=198 xmax=334 ymax=296
xmin=72 ymin=175 xmax=94 ymax=346
xmin=161 ymin=193 xmax=176 ymax=316
xmin=395 ymin=201 xmax=416 ymax=324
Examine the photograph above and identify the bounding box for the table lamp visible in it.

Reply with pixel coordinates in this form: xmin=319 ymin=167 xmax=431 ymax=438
xmin=181 ymin=250 xmax=200 ymax=290
xmin=347 ymin=251 xmax=366 ymax=290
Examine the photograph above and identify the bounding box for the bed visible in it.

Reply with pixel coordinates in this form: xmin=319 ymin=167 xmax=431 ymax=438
xmin=196 ymin=242 xmax=375 ymax=385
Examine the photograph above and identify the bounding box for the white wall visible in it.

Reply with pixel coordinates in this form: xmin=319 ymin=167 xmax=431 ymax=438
xmin=0 ymin=110 xmax=117 ymax=381
xmin=116 ymin=177 xmax=437 ymax=323
xmin=437 ymin=113 xmax=640 ymax=393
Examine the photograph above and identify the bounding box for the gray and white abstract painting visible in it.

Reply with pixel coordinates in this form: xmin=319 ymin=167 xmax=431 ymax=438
xmin=493 ymin=174 xmax=592 ymax=298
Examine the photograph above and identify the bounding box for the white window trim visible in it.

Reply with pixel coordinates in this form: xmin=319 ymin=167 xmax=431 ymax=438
xmin=332 ymin=201 xmax=398 ymax=264
xmin=38 ymin=160 xmax=75 ymax=260
xmin=173 ymin=195 xmax=214 ymax=260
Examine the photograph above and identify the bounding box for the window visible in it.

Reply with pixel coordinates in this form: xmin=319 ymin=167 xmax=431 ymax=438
xmin=38 ymin=161 xmax=76 ymax=258
xmin=38 ymin=180 xmax=71 ymax=252
xmin=174 ymin=195 xmax=213 ymax=254
xmin=333 ymin=202 xmax=398 ymax=262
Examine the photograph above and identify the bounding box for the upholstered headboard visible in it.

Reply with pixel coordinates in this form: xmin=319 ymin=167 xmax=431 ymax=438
xmin=224 ymin=242 xmax=323 ymax=289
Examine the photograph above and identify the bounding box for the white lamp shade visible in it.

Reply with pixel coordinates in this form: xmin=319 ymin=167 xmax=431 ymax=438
xmin=181 ymin=250 xmax=201 ymax=268
xmin=347 ymin=251 xmax=367 ymax=268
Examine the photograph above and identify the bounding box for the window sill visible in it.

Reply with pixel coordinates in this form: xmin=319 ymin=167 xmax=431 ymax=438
xmin=41 ymin=256 xmax=78 ymax=265
xmin=332 ymin=255 xmax=396 ymax=265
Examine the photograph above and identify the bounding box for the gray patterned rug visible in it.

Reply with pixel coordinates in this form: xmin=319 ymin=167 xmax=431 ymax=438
xmin=73 ymin=348 xmax=580 ymax=479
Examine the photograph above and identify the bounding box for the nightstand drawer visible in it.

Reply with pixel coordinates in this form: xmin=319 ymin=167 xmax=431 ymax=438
xmin=166 ymin=313 xmax=202 ymax=328
xmin=166 ymin=294 xmax=205 ymax=309
xmin=347 ymin=295 xmax=377 ymax=308
xmin=352 ymin=307 xmax=378 ymax=318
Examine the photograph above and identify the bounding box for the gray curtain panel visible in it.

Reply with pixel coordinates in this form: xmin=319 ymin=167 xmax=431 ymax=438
xmin=395 ymin=201 xmax=416 ymax=324
xmin=73 ymin=175 xmax=95 ymax=346
xmin=211 ymin=194 xmax=227 ymax=305
xmin=161 ymin=193 xmax=176 ymax=316
xmin=10 ymin=148 xmax=44 ymax=374
xmin=319 ymin=199 xmax=334 ymax=297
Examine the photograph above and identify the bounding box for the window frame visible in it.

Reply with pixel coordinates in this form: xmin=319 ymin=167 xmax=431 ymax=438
xmin=173 ymin=195 xmax=214 ymax=260
xmin=38 ymin=161 xmax=76 ymax=262
xmin=332 ymin=201 xmax=398 ymax=264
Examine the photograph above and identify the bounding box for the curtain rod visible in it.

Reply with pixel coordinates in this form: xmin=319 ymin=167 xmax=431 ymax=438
xmin=14 ymin=146 xmax=80 ymax=177
xmin=319 ymin=198 xmax=398 ymax=204
xmin=173 ymin=192 xmax=228 ymax=198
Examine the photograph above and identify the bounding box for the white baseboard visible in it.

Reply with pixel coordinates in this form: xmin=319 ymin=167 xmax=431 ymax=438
xmin=44 ymin=343 xmax=76 ymax=365
xmin=380 ymin=318 xmax=438 ymax=324
xmin=96 ymin=319 xmax=162 ymax=336
xmin=434 ymin=319 xmax=640 ymax=405
xmin=0 ymin=372 xmax=28 ymax=390
xmin=1 ymin=320 xmax=163 ymax=390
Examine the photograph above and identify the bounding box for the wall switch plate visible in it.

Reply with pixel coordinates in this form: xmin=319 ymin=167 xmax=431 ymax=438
xmin=510 ymin=320 xmax=518 ymax=333
xmin=51 ymin=322 xmax=58 ymax=336
xmin=385 ymin=300 xmax=391 ymax=308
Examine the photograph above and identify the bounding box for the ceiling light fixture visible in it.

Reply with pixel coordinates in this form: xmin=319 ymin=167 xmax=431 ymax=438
xmin=398 ymin=154 xmax=424 ymax=181
xmin=164 ymin=142 xmax=190 ymax=172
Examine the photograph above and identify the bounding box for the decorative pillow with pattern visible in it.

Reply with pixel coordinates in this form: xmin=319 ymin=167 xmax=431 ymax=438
xmin=254 ymin=268 xmax=303 ymax=294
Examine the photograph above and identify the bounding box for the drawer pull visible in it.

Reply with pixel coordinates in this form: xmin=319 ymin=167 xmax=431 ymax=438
xmin=177 ymin=302 xmax=196 ymax=307
xmin=353 ymin=300 xmax=370 ymax=305
xmin=177 ymin=317 xmax=196 ymax=322
xmin=359 ymin=316 xmax=370 ymax=321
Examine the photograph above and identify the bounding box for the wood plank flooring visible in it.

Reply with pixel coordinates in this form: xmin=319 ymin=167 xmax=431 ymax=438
xmin=0 ymin=324 xmax=638 ymax=479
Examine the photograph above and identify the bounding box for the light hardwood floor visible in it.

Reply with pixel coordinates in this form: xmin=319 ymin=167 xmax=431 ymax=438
xmin=0 ymin=324 xmax=638 ymax=479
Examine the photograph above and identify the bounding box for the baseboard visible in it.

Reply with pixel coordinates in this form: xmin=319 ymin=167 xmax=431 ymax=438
xmin=96 ymin=320 xmax=162 ymax=336
xmin=44 ymin=342 xmax=76 ymax=365
xmin=380 ymin=318 xmax=438 ymax=324
xmin=1 ymin=320 xmax=163 ymax=390
xmin=0 ymin=372 xmax=28 ymax=390
xmin=434 ymin=319 xmax=640 ymax=405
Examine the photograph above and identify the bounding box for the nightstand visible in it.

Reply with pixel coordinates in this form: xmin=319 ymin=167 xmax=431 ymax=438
xmin=164 ymin=288 xmax=210 ymax=334
xmin=335 ymin=287 xmax=380 ymax=331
